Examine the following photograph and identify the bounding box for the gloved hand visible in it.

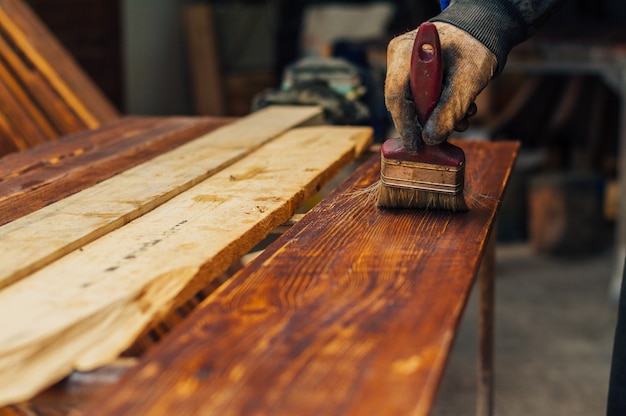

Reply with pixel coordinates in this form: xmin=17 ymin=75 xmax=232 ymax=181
xmin=384 ymin=22 xmax=497 ymax=152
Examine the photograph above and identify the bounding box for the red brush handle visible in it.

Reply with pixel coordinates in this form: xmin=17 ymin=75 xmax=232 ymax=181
xmin=409 ymin=22 xmax=442 ymax=126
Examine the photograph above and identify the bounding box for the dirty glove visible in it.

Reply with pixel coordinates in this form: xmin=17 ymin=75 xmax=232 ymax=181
xmin=385 ymin=22 xmax=497 ymax=152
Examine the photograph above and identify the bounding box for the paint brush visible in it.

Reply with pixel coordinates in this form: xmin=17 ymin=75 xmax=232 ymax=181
xmin=378 ymin=22 xmax=468 ymax=211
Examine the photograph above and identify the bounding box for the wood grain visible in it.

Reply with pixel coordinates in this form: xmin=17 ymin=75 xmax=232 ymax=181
xmin=0 ymin=106 xmax=322 ymax=289
xmin=0 ymin=0 xmax=119 ymax=123
xmin=81 ymin=140 xmax=519 ymax=416
xmin=0 ymin=125 xmax=372 ymax=406
xmin=0 ymin=0 xmax=119 ymax=157
xmin=0 ymin=30 xmax=84 ymax=135
xmin=0 ymin=116 xmax=233 ymax=225
xmin=0 ymin=57 xmax=51 ymax=149
xmin=0 ymin=359 xmax=137 ymax=416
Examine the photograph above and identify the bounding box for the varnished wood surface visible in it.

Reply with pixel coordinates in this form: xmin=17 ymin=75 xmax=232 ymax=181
xmin=0 ymin=116 xmax=232 ymax=226
xmin=0 ymin=0 xmax=120 ymax=156
xmin=82 ymin=140 xmax=519 ymax=416
xmin=0 ymin=359 xmax=136 ymax=416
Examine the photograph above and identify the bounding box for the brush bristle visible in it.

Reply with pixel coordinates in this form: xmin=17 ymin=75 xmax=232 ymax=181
xmin=377 ymin=182 xmax=468 ymax=211
xmin=378 ymin=138 xmax=468 ymax=211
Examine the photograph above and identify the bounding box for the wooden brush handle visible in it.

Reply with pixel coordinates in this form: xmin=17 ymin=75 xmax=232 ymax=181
xmin=409 ymin=22 xmax=442 ymax=126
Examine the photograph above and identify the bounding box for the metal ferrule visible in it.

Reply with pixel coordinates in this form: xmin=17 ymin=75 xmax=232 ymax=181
xmin=380 ymin=155 xmax=465 ymax=194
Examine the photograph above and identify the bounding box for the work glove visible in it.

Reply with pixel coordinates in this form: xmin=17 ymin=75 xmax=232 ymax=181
xmin=385 ymin=22 xmax=498 ymax=152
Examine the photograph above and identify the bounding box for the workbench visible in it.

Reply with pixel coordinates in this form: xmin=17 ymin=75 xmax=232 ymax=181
xmin=0 ymin=107 xmax=518 ymax=416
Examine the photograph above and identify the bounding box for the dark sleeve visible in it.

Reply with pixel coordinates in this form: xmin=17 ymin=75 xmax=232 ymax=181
xmin=430 ymin=0 xmax=565 ymax=74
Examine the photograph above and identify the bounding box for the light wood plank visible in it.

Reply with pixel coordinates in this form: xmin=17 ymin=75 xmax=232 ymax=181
xmin=0 ymin=125 xmax=372 ymax=406
xmin=82 ymin=140 xmax=518 ymax=416
xmin=0 ymin=106 xmax=322 ymax=289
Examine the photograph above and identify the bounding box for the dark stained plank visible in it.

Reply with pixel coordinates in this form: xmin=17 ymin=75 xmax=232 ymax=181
xmin=0 ymin=360 xmax=136 ymax=416
xmin=0 ymin=116 xmax=233 ymax=226
xmin=0 ymin=116 xmax=143 ymax=179
xmin=82 ymin=140 xmax=519 ymax=416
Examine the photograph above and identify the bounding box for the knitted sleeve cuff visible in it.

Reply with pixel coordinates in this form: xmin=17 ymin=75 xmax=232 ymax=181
xmin=430 ymin=0 xmax=528 ymax=75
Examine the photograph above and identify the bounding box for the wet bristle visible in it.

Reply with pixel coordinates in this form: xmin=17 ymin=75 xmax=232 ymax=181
xmin=377 ymin=182 xmax=468 ymax=211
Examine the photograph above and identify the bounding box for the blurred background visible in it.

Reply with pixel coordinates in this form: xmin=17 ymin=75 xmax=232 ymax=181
xmin=23 ymin=0 xmax=626 ymax=413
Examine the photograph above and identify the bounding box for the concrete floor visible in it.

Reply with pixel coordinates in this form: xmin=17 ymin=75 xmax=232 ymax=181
xmin=431 ymin=243 xmax=618 ymax=416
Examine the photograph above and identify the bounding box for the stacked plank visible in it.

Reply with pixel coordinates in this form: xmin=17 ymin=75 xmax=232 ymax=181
xmin=0 ymin=106 xmax=373 ymax=405
xmin=0 ymin=0 xmax=119 ymax=156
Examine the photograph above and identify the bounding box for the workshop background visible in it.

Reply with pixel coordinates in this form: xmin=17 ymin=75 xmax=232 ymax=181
xmin=24 ymin=0 xmax=626 ymax=414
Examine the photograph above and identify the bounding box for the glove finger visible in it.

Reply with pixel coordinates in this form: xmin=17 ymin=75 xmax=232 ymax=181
xmin=385 ymin=30 xmax=423 ymax=152
xmin=422 ymin=23 xmax=496 ymax=145
xmin=466 ymin=102 xmax=477 ymax=118
xmin=422 ymin=63 xmax=479 ymax=144
xmin=453 ymin=102 xmax=477 ymax=132
xmin=422 ymin=79 xmax=472 ymax=145
xmin=454 ymin=116 xmax=469 ymax=132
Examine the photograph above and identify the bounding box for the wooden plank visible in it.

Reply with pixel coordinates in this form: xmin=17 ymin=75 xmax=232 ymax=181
xmin=0 ymin=117 xmax=156 ymax=178
xmin=181 ymin=3 xmax=225 ymax=116
xmin=0 ymin=30 xmax=85 ymax=135
xmin=0 ymin=56 xmax=52 ymax=149
xmin=82 ymin=140 xmax=519 ymax=416
xmin=0 ymin=359 xmax=137 ymax=416
xmin=0 ymin=106 xmax=322 ymax=289
xmin=0 ymin=116 xmax=22 ymax=155
xmin=0 ymin=0 xmax=119 ymax=128
xmin=0 ymin=125 xmax=372 ymax=406
xmin=0 ymin=0 xmax=121 ymax=157
xmin=0 ymin=116 xmax=234 ymax=226
xmin=0 ymin=79 xmax=46 ymax=153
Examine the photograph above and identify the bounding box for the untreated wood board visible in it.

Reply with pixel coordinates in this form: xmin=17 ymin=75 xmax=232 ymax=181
xmin=0 ymin=106 xmax=322 ymax=289
xmin=0 ymin=125 xmax=372 ymax=406
xmin=83 ymin=140 xmax=519 ymax=416
xmin=0 ymin=116 xmax=233 ymax=226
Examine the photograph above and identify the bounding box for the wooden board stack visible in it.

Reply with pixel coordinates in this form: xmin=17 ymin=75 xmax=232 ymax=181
xmin=0 ymin=106 xmax=373 ymax=406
